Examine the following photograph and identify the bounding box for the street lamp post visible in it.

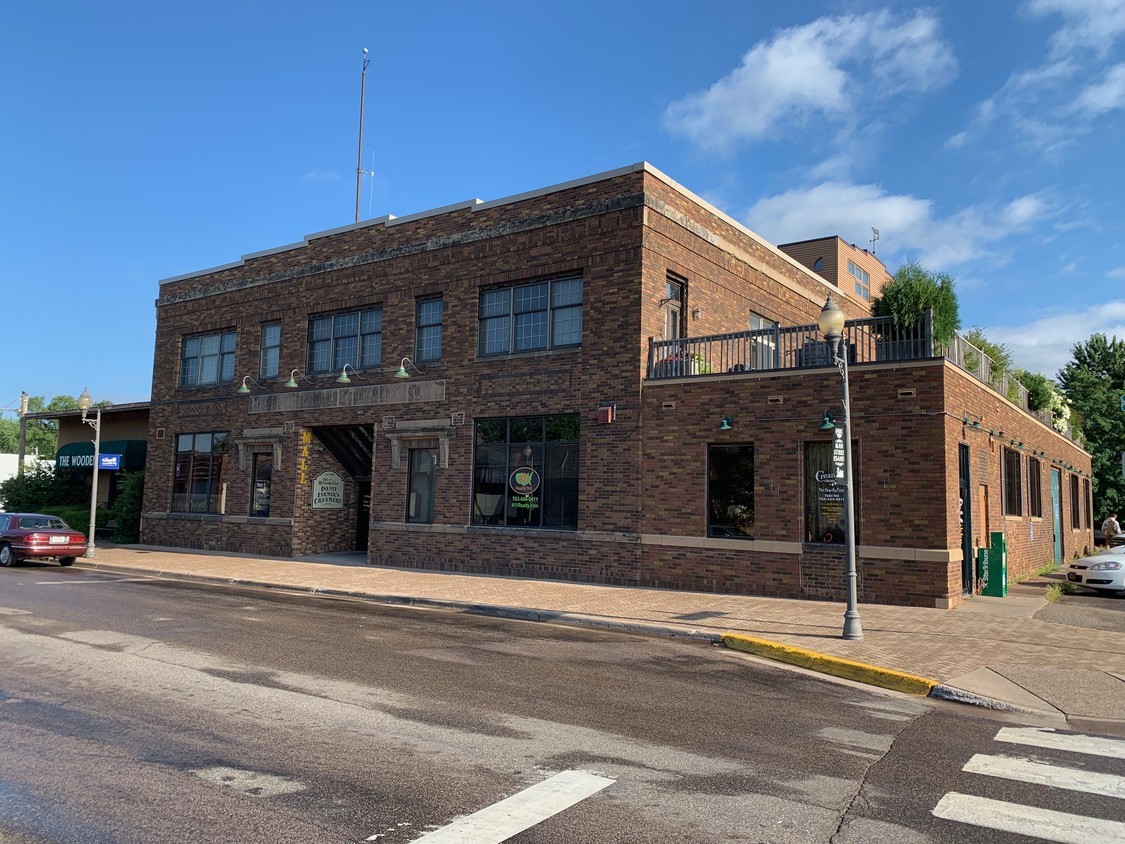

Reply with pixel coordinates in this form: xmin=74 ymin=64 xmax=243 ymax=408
xmin=77 ymin=388 xmax=101 ymax=559
xmin=817 ymin=295 xmax=863 ymax=640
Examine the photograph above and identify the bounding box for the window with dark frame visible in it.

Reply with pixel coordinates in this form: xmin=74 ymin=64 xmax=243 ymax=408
xmin=1002 ymin=447 xmax=1022 ymax=516
xmin=306 ymin=308 xmax=382 ymax=374
xmin=848 ymin=260 xmax=871 ymax=299
xmin=260 ymin=323 xmax=281 ymax=379
xmin=1070 ymin=474 xmax=1080 ymax=528
xmin=1028 ymin=457 xmax=1043 ymax=518
xmin=804 ymin=441 xmax=857 ymax=544
xmin=250 ymin=452 xmax=273 ymax=517
xmin=472 ymin=415 xmax=579 ymax=530
xmin=171 ymin=432 xmax=229 ymax=514
xmin=180 ymin=331 xmax=236 ymax=387
xmin=708 ymin=445 xmax=754 ymax=538
xmin=1083 ymin=478 xmax=1091 ymax=529
xmin=479 ymin=276 xmax=583 ymax=356
xmin=406 ymin=448 xmax=437 ymax=524
xmin=664 ymin=275 xmax=685 ymax=340
xmin=416 ymin=298 xmax=443 ymax=362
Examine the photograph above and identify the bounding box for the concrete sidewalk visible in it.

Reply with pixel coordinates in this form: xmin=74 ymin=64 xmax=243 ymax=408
xmin=77 ymin=545 xmax=1125 ymax=728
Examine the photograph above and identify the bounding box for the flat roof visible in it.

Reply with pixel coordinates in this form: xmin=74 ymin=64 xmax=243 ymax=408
xmin=23 ymin=401 xmax=150 ymax=421
xmin=156 ymin=162 xmax=837 ymax=298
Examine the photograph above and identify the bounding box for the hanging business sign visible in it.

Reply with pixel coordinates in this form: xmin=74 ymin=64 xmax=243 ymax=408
xmin=98 ymin=454 xmax=122 ymax=470
xmin=311 ymin=471 xmax=345 ymax=509
xmin=832 ymin=428 xmax=845 ymax=481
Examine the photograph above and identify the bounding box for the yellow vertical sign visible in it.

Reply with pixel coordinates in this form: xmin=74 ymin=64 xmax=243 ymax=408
xmin=298 ymin=429 xmax=311 ymax=485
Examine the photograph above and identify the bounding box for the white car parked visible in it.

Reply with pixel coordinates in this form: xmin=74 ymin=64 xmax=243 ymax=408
xmin=1065 ymin=549 xmax=1125 ymax=595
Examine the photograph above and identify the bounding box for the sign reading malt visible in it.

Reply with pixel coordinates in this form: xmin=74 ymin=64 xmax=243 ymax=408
xmin=312 ymin=471 xmax=345 ymax=509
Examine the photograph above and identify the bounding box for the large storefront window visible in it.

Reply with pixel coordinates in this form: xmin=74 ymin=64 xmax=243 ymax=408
xmin=172 ymin=432 xmax=229 ymax=514
xmin=472 ymin=415 xmax=579 ymax=529
xmin=708 ymin=445 xmax=754 ymax=538
xmin=804 ymin=440 xmax=858 ymax=544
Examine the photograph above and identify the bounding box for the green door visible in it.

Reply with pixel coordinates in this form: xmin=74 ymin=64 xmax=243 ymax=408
xmin=1051 ymin=469 xmax=1063 ymax=565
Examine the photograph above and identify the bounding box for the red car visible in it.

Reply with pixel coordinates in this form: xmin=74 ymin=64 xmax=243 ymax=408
xmin=0 ymin=513 xmax=87 ymax=566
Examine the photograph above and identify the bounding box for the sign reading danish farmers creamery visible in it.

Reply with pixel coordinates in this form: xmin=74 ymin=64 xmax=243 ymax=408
xmin=312 ymin=471 xmax=345 ymax=509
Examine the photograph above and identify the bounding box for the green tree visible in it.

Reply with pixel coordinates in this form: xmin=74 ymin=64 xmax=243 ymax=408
xmin=1058 ymin=334 xmax=1125 ymax=514
xmin=0 ymin=464 xmax=87 ymax=512
xmin=0 ymin=394 xmax=90 ymax=460
xmin=871 ymin=260 xmax=961 ymax=347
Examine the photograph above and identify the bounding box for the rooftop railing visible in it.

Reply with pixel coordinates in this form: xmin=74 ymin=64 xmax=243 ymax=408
xmin=647 ymin=311 xmax=1075 ymax=441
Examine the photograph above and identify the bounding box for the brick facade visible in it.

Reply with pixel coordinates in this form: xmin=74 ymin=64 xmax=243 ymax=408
xmin=141 ymin=163 xmax=1092 ymax=608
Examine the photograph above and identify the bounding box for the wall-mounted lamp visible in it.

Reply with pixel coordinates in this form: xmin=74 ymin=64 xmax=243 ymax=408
xmin=691 ymin=307 xmax=702 ymax=320
xmin=395 ymin=357 xmax=422 ymax=379
xmin=336 ymin=363 xmax=366 ymax=384
xmin=236 ymin=375 xmax=263 ymax=395
xmin=284 ymin=369 xmax=311 ymax=389
xmin=718 ymin=416 xmax=733 ymax=431
xmin=819 ymin=410 xmax=836 ymax=430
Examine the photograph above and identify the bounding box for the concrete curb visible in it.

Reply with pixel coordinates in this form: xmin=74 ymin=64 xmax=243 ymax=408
xmin=927 ymin=684 xmax=1045 ymax=714
xmin=720 ymin=633 xmax=939 ymax=696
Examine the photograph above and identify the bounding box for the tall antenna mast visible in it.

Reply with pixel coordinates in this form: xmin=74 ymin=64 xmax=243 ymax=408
xmin=870 ymin=227 xmax=880 ymax=255
xmin=355 ymin=47 xmax=370 ymax=224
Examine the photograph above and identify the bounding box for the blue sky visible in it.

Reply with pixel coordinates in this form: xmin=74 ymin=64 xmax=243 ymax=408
xmin=3 ymin=0 xmax=1125 ymax=416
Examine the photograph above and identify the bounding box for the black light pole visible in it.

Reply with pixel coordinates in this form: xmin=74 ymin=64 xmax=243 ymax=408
xmin=818 ymin=294 xmax=863 ymax=640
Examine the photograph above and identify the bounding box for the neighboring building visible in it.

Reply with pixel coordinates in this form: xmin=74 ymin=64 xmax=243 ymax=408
xmin=779 ymin=236 xmax=893 ymax=303
xmin=0 ymin=453 xmax=52 ymax=489
xmin=22 ymin=403 xmax=149 ymax=509
xmin=142 ymin=163 xmax=1092 ymax=609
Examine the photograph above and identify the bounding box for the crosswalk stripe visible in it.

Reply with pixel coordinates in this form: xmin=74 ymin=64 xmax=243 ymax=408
xmin=994 ymin=727 xmax=1125 ymax=759
xmin=933 ymin=792 xmax=1125 ymax=843
xmin=964 ymin=753 xmax=1125 ymax=799
xmin=402 ymin=770 xmax=614 ymax=843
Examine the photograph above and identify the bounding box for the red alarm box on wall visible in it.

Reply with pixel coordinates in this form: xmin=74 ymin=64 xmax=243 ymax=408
xmin=596 ymin=404 xmax=615 ymax=424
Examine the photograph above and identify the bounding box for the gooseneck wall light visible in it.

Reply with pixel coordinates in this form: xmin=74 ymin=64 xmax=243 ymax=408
xmin=336 ymin=363 xmax=366 ymax=384
xmin=76 ymin=388 xmax=101 ymax=559
xmin=284 ymin=369 xmax=312 ymax=389
xmin=236 ymin=376 xmax=263 ymax=395
xmin=394 ymin=357 xmax=423 ymax=379
xmin=817 ymin=294 xmax=863 ymax=641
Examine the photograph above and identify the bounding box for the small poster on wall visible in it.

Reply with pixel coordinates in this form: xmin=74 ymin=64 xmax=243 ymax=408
xmin=312 ymin=471 xmax=345 ymax=509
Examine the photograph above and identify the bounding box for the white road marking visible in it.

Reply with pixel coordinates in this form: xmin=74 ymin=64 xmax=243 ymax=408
xmin=964 ymin=754 xmax=1125 ymax=799
xmin=996 ymin=727 xmax=1125 ymax=760
xmin=933 ymin=793 xmax=1125 ymax=843
xmin=34 ymin=577 xmax=154 ymax=585
xmin=192 ymin=766 xmax=306 ymax=798
xmin=402 ymin=770 xmax=614 ymax=843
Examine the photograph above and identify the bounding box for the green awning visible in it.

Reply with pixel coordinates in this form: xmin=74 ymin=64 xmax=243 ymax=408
xmin=55 ymin=440 xmax=147 ymax=471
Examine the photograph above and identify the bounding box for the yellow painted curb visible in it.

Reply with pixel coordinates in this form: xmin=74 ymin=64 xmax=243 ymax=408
xmin=721 ymin=633 xmax=938 ymax=696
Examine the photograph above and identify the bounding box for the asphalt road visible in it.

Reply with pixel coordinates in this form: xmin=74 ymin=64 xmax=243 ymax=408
xmin=0 ymin=564 xmax=1121 ymax=843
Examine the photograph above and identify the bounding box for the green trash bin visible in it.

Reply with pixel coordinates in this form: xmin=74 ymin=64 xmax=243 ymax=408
xmin=981 ymin=532 xmax=1007 ymax=597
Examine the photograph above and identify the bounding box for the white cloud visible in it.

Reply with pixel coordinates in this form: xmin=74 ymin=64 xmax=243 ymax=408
xmin=1025 ymin=0 xmax=1125 ymax=57
xmin=299 ymin=169 xmax=340 ymax=184
xmin=986 ymin=300 xmax=1125 ymax=376
xmin=1108 ymin=265 xmax=1125 ymax=277
xmin=745 ymin=182 xmax=1051 ymax=268
xmin=1073 ymin=62 xmax=1125 ymax=114
xmin=664 ymin=9 xmax=955 ymax=151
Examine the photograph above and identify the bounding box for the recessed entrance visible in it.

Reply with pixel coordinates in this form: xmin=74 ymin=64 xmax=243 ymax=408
xmin=309 ymin=425 xmax=374 ymax=552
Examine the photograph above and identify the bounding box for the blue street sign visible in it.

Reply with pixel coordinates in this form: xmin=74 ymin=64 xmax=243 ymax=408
xmin=98 ymin=454 xmax=122 ymax=470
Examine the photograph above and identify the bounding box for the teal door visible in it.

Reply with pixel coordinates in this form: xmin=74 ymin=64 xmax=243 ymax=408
xmin=1051 ymin=469 xmax=1063 ymax=565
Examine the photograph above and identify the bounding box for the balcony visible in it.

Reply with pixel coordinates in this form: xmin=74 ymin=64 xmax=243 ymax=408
xmin=647 ymin=313 xmax=1075 ymax=441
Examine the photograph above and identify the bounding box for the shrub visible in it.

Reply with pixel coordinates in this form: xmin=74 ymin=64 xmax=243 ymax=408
xmin=110 ymin=471 xmax=144 ymax=543
xmin=0 ymin=465 xmax=87 ymax=512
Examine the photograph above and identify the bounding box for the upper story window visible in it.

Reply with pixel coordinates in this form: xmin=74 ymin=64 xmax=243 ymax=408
xmin=748 ymin=312 xmax=778 ymax=369
xmin=416 ymin=297 xmax=443 ymax=362
xmin=479 ymin=276 xmax=583 ymax=356
xmin=663 ymin=275 xmax=685 ymax=340
xmin=180 ymin=330 xmax=236 ymax=387
xmin=812 ymin=257 xmax=824 ymax=272
xmin=848 ymin=260 xmax=871 ymax=299
xmin=1028 ymin=457 xmax=1043 ymax=518
xmin=307 ymin=308 xmax=382 ymax=374
xmin=260 ymin=323 xmax=281 ymax=379
xmin=1070 ymin=474 xmax=1081 ymax=528
xmin=1002 ymin=448 xmax=1022 ymax=516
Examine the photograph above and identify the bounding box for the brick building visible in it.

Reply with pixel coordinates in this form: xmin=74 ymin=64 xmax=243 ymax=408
xmin=142 ymin=163 xmax=1093 ymax=608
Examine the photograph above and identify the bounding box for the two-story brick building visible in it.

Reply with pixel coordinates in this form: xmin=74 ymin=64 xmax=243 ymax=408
xmin=142 ymin=162 xmax=1093 ymax=608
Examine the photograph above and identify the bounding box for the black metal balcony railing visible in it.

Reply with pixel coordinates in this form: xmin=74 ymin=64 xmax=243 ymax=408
xmin=647 ymin=312 xmax=1073 ymax=441
xmin=647 ymin=313 xmax=932 ymax=379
